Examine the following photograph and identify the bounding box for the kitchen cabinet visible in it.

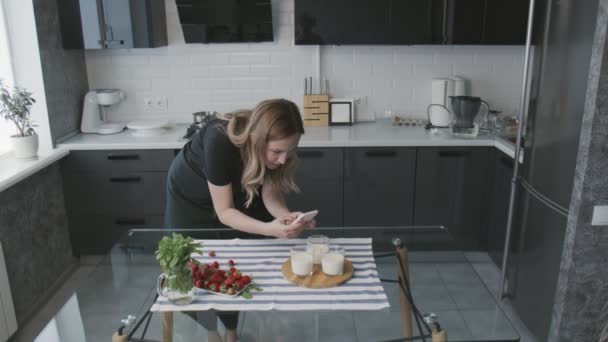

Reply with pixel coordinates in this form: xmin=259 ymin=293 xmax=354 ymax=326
xmin=58 ymin=0 xmax=168 ymax=49
xmin=343 ymin=147 xmax=416 ymax=227
xmin=487 ymin=150 xmax=515 ymax=267
xmin=295 ymin=0 xmax=528 ymax=45
xmin=414 ymin=147 xmax=491 ymax=250
xmin=285 ymin=148 xmax=343 ymax=227
xmin=444 ymin=0 xmax=529 ymax=45
xmin=61 ymin=149 xmax=173 ymax=255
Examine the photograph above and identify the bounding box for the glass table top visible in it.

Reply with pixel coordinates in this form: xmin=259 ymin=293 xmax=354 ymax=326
xmin=34 ymin=227 xmax=520 ymax=342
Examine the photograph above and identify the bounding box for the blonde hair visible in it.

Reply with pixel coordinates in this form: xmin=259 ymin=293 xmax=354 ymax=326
xmin=224 ymin=99 xmax=304 ymax=207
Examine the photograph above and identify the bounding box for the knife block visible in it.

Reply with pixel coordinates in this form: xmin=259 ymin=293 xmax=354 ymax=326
xmin=303 ymin=95 xmax=329 ymax=127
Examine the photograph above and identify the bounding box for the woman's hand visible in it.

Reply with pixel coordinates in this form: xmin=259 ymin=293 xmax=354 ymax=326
xmin=266 ymin=218 xmax=307 ymax=239
xmin=282 ymin=211 xmax=316 ymax=229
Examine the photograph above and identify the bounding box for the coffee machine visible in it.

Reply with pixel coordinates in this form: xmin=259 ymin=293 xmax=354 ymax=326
xmin=81 ymin=89 xmax=126 ymax=134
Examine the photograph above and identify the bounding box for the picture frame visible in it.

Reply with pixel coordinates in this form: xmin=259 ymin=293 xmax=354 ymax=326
xmin=329 ymin=98 xmax=354 ymax=125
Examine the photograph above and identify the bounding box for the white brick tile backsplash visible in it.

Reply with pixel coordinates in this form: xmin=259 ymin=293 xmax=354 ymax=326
xmin=210 ymin=65 xmax=250 ymax=77
xmin=192 ymin=78 xmax=232 ymax=89
xmin=213 ymin=90 xmax=251 ymax=102
xmin=250 ymin=65 xmax=291 ymax=77
xmin=229 ymin=53 xmax=271 ymax=65
xmin=171 ymin=65 xmax=209 ymax=78
xmin=190 ymin=53 xmax=231 ymax=65
xmin=85 ymin=0 xmax=524 ymax=121
xmin=231 ymin=79 xmax=273 ymax=89
xmin=111 ymin=55 xmax=150 ymax=66
xmin=150 ymin=78 xmax=192 ymax=90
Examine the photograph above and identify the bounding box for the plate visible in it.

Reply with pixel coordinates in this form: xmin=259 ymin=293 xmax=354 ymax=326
xmin=194 ymin=283 xmax=253 ymax=298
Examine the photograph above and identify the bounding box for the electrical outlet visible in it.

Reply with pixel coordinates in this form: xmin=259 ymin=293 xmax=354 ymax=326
xmin=154 ymin=97 xmax=168 ymax=111
xmin=142 ymin=96 xmax=167 ymax=112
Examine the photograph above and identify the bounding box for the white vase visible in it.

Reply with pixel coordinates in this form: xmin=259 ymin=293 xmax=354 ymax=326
xmin=10 ymin=134 xmax=38 ymax=159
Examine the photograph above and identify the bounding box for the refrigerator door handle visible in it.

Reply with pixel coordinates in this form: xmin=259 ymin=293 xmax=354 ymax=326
xmin=520 ymin=179 xmax=569 ymax=217
xmin=499 ymin=0 xmax=537 ymax=300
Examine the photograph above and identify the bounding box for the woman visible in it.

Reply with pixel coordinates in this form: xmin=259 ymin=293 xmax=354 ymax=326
xmin=165 ymin=99 xmax=315 ymax=342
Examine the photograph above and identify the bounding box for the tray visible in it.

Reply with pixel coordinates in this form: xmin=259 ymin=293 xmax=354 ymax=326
xmin=281 ymin=258 xmax=353 ymax=288
xmin=194 ymin=283 xmax=253 ymax=298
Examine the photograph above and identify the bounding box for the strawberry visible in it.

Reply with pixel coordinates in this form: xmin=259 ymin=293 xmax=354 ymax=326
xmin=213 ymin=283 xmax=220 ymax=292
xmin=228 ymin=259 xmax=235 ymax=266
xmin=241 ymin=275 xmax=251 ymax=285
xmin=233 ymin=272 xmax=241 ymax=280
xmin=212 ymin=261 xmax=219 ymax=268
xmin=224 ymin=277 xmax=234 ymax=286
xmin=236 ymin=280 xmax=245 ymax=289
xmin=195 ymin=279 xmax=204 ymax=288
xmin=208 ymin=250 xmax=216 ymax=257
xmin=229 ymin=267 xmax=237 ymax=273
xmin=191 ymin=265 xmax=199 ymax=275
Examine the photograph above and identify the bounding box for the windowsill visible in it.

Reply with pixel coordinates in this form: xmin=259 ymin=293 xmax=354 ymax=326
xmin=0 ymin=148 xmax=69 ymax=193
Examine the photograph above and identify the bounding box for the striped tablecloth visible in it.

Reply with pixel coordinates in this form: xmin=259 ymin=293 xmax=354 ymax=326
xmin=150 ymin=238 xmax=390 ymax=311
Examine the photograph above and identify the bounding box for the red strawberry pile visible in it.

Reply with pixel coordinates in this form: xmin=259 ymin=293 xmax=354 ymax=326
xmin=188 ymin=251 xmax=254 ymax=296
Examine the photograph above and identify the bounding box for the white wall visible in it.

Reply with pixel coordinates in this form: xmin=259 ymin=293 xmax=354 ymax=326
xmin=86 ymin=0 xmax=526 ymax=123
xmin=3 ymin=0 xmax=52 ymax=153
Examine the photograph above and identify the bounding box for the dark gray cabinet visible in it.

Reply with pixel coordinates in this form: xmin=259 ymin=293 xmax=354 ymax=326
xmin=487 ymin=150 xmax=514 ymax=267
xmin=414 ymin=147 xmax=491 ymax=250
xmin=444 ymin=0 xmax=530 ymax=45
xmin=285 ymin=148 xmax=343 ymax=227
xmin=62 ymin=149 xmax=173 ymax=255
xmin=343 ymin=147 xmax=416 ymax=227
xmin=58 ymin=0 xmax=168 ymax=49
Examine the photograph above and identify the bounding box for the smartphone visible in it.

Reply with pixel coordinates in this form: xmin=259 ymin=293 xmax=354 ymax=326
xmin=292 ymin=210 xmax=319 ymax=224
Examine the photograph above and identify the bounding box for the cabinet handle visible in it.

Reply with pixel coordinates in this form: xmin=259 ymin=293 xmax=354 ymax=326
xmin=365 ymin=150 xmax=396 ymax=157
xmin=109 ymin=176 xmax=141 ymax=183
xmin=500 ymin=156 xmax=514 ymax=168
xmin=438 ymin=150 xmax=470 ymax=157
xmin=107 ymin=154 xmax=140 ymax=161
xmin=115 ymin=218 xmax=146 ymax=225
xmin=297 ymin=151 xmax=324 ymax=158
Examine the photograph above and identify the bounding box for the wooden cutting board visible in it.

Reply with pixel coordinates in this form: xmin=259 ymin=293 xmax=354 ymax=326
xmin=281 ymin=258 xmax=353 ymax=288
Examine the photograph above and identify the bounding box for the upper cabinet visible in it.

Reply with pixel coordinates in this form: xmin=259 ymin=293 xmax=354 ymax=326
xmin=295 ymin=0 xmax=529 ymax=45
xmin=58 ymin=0 xmax=168 ymax=49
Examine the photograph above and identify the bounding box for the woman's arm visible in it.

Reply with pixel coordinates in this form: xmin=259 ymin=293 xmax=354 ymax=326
xmin=262 ymin=177 xmax=291 ymax=219
xmin=208 ymin=181 xmax=305 ymax=238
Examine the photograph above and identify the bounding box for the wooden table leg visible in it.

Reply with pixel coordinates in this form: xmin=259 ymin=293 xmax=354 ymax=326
xmin=162 ymin=311 xmax=174 ymax=342
xmin=396 ymin=245 xmax=412 ymax=338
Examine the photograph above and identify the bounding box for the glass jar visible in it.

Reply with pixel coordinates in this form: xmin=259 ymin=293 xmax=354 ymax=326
xmin=307 ymin=235 xmax=330 ymax=264
xmin=290 ymin=245 xmax=313 ymax=276
xmin=156 ymin=264 xmax=194 ymax=305
xmin=322 ymin=245 xmax=345 ymax=276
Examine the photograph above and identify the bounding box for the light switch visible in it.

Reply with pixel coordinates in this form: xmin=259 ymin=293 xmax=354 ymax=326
xmin=591 ymin=205 xmax=608 ymax=226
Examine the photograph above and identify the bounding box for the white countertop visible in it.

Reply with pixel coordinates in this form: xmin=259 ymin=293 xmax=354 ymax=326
xmin=0 ymin=148 xmax=70 ymax=193
xmin=1 ymin=120 xmax=517 ymax=193
xmin=57 ymin=120 xmax=517 ymax=158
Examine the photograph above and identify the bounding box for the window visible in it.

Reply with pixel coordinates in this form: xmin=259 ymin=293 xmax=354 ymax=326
xmin=0 ymin=0 xmax=15 ymax=155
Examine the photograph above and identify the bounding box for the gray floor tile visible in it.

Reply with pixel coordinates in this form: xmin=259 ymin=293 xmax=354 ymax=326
xmin=318 ymin=312 xmax=358 ymax=342
xmin=436 ymin=263 xmax=481 ymax=287
xmin=411 ymin=285 xmax=458 ymax=312
xmin=445 ymin=285 xmax=497 ymax=310
xmin=461 ymin=308 xmax=520 ymax=341
xmin=464 ymin=252 xmax=493 ymax=263
xmin=354 ymin=310 xmax=403 ymax=341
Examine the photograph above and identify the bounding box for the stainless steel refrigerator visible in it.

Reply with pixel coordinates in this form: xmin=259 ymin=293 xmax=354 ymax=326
xmin=501 ymin=0 xmax=599 ymax=340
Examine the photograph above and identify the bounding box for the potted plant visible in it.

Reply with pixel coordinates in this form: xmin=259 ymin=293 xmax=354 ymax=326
xmin=0 ymin=80 xmax=38 ymax=159
xmin=155 ymin=233 xmax=203 ymax=305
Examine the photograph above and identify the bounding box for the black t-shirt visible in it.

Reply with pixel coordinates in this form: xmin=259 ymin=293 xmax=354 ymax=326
xmin=184 ymin=119 xmax=241 ymax=186
xmin=182 ymin=119 xmax=271 ymax=220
